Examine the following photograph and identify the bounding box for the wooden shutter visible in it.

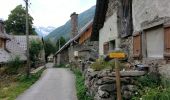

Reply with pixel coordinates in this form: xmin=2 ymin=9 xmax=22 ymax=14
xmin=164 ymin=27 xmax=170 ymax=57
xmin=103 ymin=42 xmax=109 ymax=55
xmin=133 ymin=33 xmax=142 ymax=58
xmin=0 ymin=38 xmax=3 ymax=48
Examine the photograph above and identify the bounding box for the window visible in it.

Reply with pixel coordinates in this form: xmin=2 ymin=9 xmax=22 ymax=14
xmin=109 ymin=40 xmax=116 ymax=51
xmin=103 ymin=42 xmax=109 ymax=55
xmin=146 ymin=27 xmax=164 ymax=58
xmin=164 ymin=26 xmax=170 ymax=57
xmin=0 ymin=38 xmax=3 ymax=48
xmin=133 ymin=33 xmax=142 ymax=58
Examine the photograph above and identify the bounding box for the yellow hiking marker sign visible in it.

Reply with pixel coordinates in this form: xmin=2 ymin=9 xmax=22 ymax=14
xmin=109 ymin=52 xmax=125 ymax=59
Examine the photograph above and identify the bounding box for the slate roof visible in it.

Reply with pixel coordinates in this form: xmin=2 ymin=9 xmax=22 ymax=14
xmin=0 ymin=35 xmax=27 ymax=64
xmin=55 ymin=20 xmax=93 ymax=55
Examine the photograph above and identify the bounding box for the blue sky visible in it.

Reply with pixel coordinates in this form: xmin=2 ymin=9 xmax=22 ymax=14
xmin=0 ymin=0 xmax=96 ymax=27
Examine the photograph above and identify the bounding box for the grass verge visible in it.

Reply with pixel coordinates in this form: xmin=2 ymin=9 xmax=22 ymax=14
xmin=72 ymin=68 xmax=93 ymax=100
xmin=0 ymin=68 xmax=45 ymax=100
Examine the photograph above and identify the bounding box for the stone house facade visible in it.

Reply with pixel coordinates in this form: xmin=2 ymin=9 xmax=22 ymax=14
xmin=91 ymin=0 xmax=170 ymax=70
xmin=0 ymin=20 xmax=26 ymax=66
xmin=55 ymin=13 xmax=99 ymax=69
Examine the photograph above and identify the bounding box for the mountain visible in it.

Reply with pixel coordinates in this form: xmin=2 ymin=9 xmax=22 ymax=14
xmin=35 ymin=26 xmax=55 ymax=37
xmin=45 ymin=6 xmax=96 ymax=43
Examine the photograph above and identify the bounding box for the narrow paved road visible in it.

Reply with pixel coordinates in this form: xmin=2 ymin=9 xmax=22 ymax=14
xmin=17 ymin=63 xmax=77 ymax=100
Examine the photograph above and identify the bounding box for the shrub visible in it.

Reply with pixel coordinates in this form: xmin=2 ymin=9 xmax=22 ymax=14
xmin=6 ymin=56 xmax=23 ymax=74
xmin=91 ymin=58 xmax=125 ymax=71
xmin=136 ymin=72 xmax=161 ymax=88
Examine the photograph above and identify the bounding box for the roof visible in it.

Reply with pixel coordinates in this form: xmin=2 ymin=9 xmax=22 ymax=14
xmin=14 ymin=35 xmax=42 ymax=51
xmin=0 ymin=32 xmax=10 ymax=40
xmin=0 ymin=35 xmax=27 ymax=64
xmin=55 ymin=20 xmax=93 ymax=55
xmin=90 ymin=0 xmax=109 ymax=41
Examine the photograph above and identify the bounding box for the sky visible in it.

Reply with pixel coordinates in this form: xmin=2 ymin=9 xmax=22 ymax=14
xmin=0 ymin=0 xmax=96 ymax=27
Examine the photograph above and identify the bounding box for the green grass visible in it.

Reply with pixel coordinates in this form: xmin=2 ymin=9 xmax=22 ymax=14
xmin=0 ymin=68 xmax=45 ymax=100
xmin=72 ymin=68 xmax=93 ymax=100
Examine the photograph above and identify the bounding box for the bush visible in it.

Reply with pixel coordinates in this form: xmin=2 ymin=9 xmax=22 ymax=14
xmin=136 ymin=72 xmax=161 ymax=88
xmin=91 ymin=58 xmax=125 ymax=71
xmin=141 ymin=87 xmax=170 ymax=100
xmin=6 ymin=56 xmax=23 ymax=74
xmin=133 ymin=73 xmax=170 ymax=100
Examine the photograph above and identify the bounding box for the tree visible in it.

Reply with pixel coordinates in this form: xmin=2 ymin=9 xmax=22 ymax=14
xmin=5 ymin=5 xmax=36 ymax=35
xmin=44 ymin=39 xmax=56 ymax=62
xmin=56 ymin=36 xmax=66 ymax=51
xmin=29 ymin=40 xmax=43 ymax=67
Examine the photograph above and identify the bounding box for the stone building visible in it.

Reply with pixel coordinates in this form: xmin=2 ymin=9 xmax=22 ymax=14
xmin=55 ymin=12 xmax=99 ymax=68
xmin=91 ymin=0 xmax=170 ymax=71
xmin=0 ymin=20 xmax=26 ymax=66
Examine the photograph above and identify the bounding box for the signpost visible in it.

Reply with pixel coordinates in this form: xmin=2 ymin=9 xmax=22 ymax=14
xmin=109 ymin=52 xmax=125 ymax=100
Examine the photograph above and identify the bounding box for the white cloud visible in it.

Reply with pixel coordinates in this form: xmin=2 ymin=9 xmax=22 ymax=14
xmin=0 ymin=0 xmax=96 ymax=27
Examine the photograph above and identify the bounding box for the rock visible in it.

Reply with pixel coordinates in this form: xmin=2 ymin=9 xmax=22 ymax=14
xmin=98 ymin=90 xmax=110 ymax=98
xmin=127 ymin=85 xmax=138 ymax=92
xmin=123 ymin=91 xmax=133 ymax=99
xmin=94 ymin=93 xmax=115 ymax=100
xmin=97 ymin=77 xmax=116 ymax=85
xmin=99 ymin=84 xmax=115 ymax=92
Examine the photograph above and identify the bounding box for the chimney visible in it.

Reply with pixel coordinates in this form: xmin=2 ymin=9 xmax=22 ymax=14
xmin=70 ymin=12 xmax=78 ymax=38
xmin=0 ymin=20 xmax=5 ymax=33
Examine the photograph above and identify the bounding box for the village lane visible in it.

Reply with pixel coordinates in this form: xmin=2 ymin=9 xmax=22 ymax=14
xmin=16 ymin=63 xmax=77 ymax=100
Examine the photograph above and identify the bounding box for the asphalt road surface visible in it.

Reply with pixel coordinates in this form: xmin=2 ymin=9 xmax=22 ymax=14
xmin=17 ymin=63 xmax=77 ymax=100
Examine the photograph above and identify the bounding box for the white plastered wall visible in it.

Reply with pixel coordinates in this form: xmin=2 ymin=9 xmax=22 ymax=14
xmin=99 ymin=13 xmax=119 ymax=56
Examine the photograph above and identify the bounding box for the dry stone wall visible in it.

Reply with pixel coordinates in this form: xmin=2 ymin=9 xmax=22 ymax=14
xmin=84 ymin=68 xmax=146 ymax=100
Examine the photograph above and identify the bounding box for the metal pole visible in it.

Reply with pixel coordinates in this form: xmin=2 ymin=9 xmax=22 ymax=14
xmin=25 ymin=0 xmax=30 ymax=77
xmin=115 ymin=58 xmax=122 ymax=100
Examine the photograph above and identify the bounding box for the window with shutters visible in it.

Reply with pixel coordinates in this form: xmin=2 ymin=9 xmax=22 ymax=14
xmin=0 ymin=38 xmax=3 ymax=48
xmin=146 ymin=27 xmax=164 ymax=58
xmin=164 ymin=26 xmax=170 ymax=57
xmin=103 ymin=42 xmax=109 ymax=55
xmin=133 ymin=33 xmax=141 ymax=58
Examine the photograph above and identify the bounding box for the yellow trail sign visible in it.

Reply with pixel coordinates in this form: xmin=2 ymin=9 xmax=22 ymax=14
xmin=109 ymin=52 xmax=125 ymax=59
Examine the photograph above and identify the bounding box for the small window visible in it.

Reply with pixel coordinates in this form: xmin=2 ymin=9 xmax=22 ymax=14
xmin=0 ymin=38 xmax=3 ymax=48
xmin=103 ymin=42 xmax=109 ymax=55
xmin=164 ymin=26 xmax=170 ymax=57
xmin=109 ymin=40 xmax=116 ymax=51
xmin=133 ymin=33 xmax=142 ymax=58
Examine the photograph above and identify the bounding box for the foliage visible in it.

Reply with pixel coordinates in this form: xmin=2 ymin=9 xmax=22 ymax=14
xmin=136 ymin=72 xmax=161 ymax=88
xmin=5 ymin=5 xmax=36 ymax=35
xmin=91 ymin=58 xmax=125 ymax=71
xmin=44 ymin=39 xmax=56 ymax=62
xmin=56 ymin=36 xmax=66 ymax=51
xmin=140 ymin=87 xmax=170 ymax=100
xmin=29 ymin=40 xmax=43 ymax=67
xmin=132 ymin=73 xmax=170 ymax=100
xmin=6 ymin=56 xmax=23 ymax=74
xmin=72 ymin=68 xmax=93 ymax=100
xmin=0 ymin=68 xmax=44 ymax=100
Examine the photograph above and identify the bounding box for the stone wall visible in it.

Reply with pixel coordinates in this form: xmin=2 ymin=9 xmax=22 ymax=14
xmin=119 ymin=37 xmax=133 ymax=62
xmin=132 ymin=0 xmax=170 ymax=32
xmin=84 ymin=68 xmax=146 ymax=100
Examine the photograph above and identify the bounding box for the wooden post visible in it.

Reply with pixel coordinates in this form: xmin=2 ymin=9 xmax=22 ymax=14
xmin=115 ymin=59 xmax=122 ymax=100
xmin=25 ymin=0 xmax=30 ymax=77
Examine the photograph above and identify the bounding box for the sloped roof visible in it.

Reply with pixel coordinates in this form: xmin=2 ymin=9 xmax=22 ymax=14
xmin=55 ymin=20 xmax=93 ymax=55
xmin=0 ymin=35 xmax=27 ymax=64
